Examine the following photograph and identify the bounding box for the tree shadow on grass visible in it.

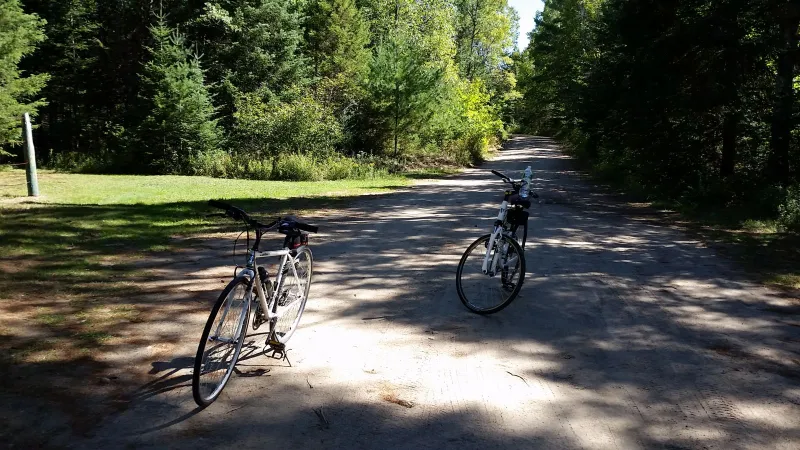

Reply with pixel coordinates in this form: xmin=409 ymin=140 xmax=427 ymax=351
xmin=0 ymin=192 xmax=404 ymax=448
xmin=4 ymin=137 xmax=800 ymax=448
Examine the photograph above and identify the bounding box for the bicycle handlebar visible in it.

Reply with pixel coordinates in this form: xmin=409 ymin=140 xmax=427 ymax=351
xmin=491 ymin=169 xmax=510 ymax=181
xmin=208 ymin=200 xmax=318 ymax=233
xmin=490 ymin=170 xmax=539 ymax=199
xmin=294 ymin=221 xmax=319 ymax=233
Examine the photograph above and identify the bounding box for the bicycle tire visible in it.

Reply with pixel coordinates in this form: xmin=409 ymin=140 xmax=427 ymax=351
xmin=271 ymin=247 xmax=313 ymax=344
xmin=456 ymin=234 xmax=526 ymax=314
xmin=192 ymin=275 xmax=252 ymax=407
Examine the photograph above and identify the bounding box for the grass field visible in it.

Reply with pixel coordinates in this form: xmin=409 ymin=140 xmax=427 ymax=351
xmin=672 ymin=207 xmax=800 ymax=291
xmin=0 ymin=168 xmax=416 ymax=445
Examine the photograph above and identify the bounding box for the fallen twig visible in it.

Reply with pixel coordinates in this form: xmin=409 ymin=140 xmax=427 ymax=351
xmin=382 ymin=393 xmax=414 ymax=408
xmin=227 ymin=405 xmax=245 ymax=414
xmin=506 ymin=371 xmax=529 ymax=386
xmin=314 ymin=407 xmax=330 ymax=428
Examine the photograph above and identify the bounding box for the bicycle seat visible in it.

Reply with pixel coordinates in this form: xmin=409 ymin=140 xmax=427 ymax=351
xmin=509 ymin=194 xmax=531 ymax=209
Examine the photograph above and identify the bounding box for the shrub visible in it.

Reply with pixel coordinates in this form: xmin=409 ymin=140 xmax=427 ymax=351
xmin=191 ymin=149 xmax=232 ymax=178
xmin=49 ymin=151 xmax=108 ymax=173
xmin=272 ymin=153 xmax=324 ymax=181
xmin=234 ymin=92 xmax=343 ymax=159
xmin=778 ymin=186 xmax=800 ymax=231
xmin=324 ymin=156 xmax=356 ymax=180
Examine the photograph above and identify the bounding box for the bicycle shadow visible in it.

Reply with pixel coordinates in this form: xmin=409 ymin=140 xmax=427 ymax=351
xmin=122 ymin=357 xmax=195 ymax=404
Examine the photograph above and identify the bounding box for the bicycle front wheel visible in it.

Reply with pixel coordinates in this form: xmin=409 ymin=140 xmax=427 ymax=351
xmin=271 ymin=247 xmax=313 ymax=344
xmin=193 ymin=276 xmax=252 ymax=407
xmin=456 ymin=234 xmax=526 ymax=314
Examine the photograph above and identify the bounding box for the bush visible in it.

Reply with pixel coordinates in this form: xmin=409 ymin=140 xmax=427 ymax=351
xmin=49 ymin=151 xmax=108 ymax=173
xmin=234 ymin=92 xmax=343 ymax=159
xmin=272 ymin=153 xmax=324 ymax=181
xmin=324 ymin=156 xmax=357 ymax=180
xmin=191 ymin=149 xmax=232 ymax=178
xmin=778 ymin=186 xmax=800 ymax=231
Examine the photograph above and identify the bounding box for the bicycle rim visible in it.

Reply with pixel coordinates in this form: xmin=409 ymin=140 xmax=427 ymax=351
xmin=193 ymin=277 xmax=251 ymax=406
xmin=272 ymin=247 xmax=313 ymax=344
xmin=456 ymin=234 xmax=525 ymax=314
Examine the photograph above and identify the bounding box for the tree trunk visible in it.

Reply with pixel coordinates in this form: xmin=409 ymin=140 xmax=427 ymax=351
xmin=768 ymin=10 xmax=800 ymax=184
xmin=721 ymin=110 xmax=738 ymax=178
xmin=465 ymin=0 xmax=480 ymax=80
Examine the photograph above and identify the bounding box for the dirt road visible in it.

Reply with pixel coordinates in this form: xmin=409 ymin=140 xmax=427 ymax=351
xmin=77 ymin=136 xmax=800 ymax=449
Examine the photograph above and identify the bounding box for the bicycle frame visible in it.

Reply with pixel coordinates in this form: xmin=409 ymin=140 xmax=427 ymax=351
xmin=482 ymin=200 xmax=509 ymax=276
xmin=250 ymin=247 xmax=306 ymax=321
xmin=213 ymin=243 xmax=307 ymax=347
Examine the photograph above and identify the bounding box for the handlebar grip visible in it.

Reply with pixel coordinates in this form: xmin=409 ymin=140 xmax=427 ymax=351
xmin=296 ymin=222 xmax=319 ymax=233
xmin=491 ymin=169 xmax=508 ymax=180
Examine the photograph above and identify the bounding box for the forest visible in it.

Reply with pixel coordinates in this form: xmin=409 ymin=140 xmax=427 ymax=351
xmin=1 ymin=0 xmax=799 ymax=228
xmin=0 ymin=0 xmax=518 ymax=180
xmin=515 ymin=0 xmax=800 ymax=229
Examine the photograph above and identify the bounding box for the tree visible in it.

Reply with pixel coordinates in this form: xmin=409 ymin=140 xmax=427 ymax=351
xmin=767 ymin=0 xmax=800 ymax=184
xmin=368 ymin=32 xmax=441 ymax=156
xmin=454 ymin=0 xmax=516 ymax=82
xmin=0 ymin=0 xmax=48 ymax=153
xmin=194 ymin=0 xmax=308 ymax=128
xmin=305 ymin=0 xmax=371 ymax=80
xmin=137 ymin=16 xmax=221 ymax=174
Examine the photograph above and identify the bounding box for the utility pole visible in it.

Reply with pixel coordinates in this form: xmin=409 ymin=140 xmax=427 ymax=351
xmin=23 ymin=113 xmax=39 ymax=197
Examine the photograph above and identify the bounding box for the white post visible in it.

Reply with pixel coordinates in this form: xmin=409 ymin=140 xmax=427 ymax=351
xmin=23 ymin=113 xmax=39 ymax=197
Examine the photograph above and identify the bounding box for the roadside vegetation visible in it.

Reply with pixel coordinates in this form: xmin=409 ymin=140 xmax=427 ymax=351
xmin=1 ymin=0 xmax=518 ymax=179
xmin=513 ymin=0 xmax=800 ymax=290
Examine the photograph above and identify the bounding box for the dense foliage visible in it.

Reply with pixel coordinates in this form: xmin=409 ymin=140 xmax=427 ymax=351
xmin=515 ymin=0 xmax=800 ymax=228
xmin=0 ymin=0 xmax=47 ymax=154
xmin=1 ymin=0 xmax=519 ymax=179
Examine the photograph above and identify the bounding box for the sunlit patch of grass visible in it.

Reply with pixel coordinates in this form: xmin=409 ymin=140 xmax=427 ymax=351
xmin=739 ymin=219 xmax=779 ymax=233
xmin=36 ymin=313 xmax=67 ymax=327
xmin=74 ymin=331 xmax=113 ymax=348
xmin=10 ymin=339 xmax=61 ymax=363
xmin=403 ymin=167 xmax=462 ymax=179
xmin=0 ymin=169 xmax=410 ymax=205
xmin=767 ymin=274 xmax=800 ymax=290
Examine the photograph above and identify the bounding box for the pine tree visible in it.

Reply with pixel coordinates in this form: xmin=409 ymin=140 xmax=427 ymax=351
xmin=368 ymin=32 xmax=441 ymax=156
xmin=137 ymin=16 xmax=220 ymax=174
xmin=21 ymin=0 xmax=101 ymax=155
xmin=0 ymin=0 xmax=48 ymax=153
xmin=306 ymin=0 xmax=371 ymax=80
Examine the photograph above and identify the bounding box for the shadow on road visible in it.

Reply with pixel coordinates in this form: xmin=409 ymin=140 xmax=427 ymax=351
xmin=6 ymin=136 xmax=800 ymax=449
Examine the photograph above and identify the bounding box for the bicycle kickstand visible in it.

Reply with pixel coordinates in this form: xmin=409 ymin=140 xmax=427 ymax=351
xmin=265 ymin=340 xmax=292 ymax=367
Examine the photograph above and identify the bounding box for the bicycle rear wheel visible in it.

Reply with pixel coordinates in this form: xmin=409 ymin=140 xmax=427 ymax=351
xmin=271 ymin=247 xmax=313 ymax=344
xmin=456 ymin=234 xmax=525 ymax=314
xmin=193 ymin=276 xmax=252 ymax=407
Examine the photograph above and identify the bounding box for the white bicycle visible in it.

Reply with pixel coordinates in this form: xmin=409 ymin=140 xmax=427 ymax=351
xmin=456 ymin=169 xmax=537 ymax=314
xmin=192 ymin=200 xmax=317 ymax=407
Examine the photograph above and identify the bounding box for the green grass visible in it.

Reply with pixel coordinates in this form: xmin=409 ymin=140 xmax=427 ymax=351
xmin=403 ymin=167 xmax=462 ymax=179
xmin=0 ymin=168 xmax=413 ymax=390
xmin=591 ymin=180 xmax=800 ymax=292
xmin=675 ymin=206 xmax=800 ymax=291
xmin=0 ymin=168 xmax=409 ymax=258
xmin=0 ymin=167 xmax=418 ymax=447
xmin=0 ymin=169 xmax=409 ymax=204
